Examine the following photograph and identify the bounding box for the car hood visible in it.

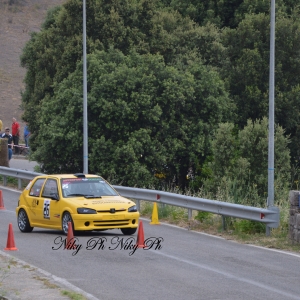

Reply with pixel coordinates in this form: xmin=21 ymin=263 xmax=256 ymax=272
xmin=68 ymin=196 xmax=135 ymax=209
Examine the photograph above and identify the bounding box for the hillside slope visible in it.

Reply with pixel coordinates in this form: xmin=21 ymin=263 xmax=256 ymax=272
xmin=0 ymin=0 xmax=65 ymax=136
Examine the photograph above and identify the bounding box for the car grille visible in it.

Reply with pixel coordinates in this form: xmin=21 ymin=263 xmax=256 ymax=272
xmin=96 ymin=209 xmax=126 ymax=213
xmin=93 ymin=219 xmax=130 ymax=227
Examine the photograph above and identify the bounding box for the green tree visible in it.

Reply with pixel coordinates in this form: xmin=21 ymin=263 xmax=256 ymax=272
xmin=202 ymin=117 xmax=290 ymax=206
xmin=221 ymin=11 xmax=300 ymax=161
xmin=21 ymin=0 xmax=227 ymax=153
xmin=20 ymin=0 xmax=234 ymax=188
xmin=20 ymin=0 xmax=300 ymax=193
xmin=33 ymin=49 xmax=233 ymax=188
xmin=160 ymin=0 xmax=296 ymax=28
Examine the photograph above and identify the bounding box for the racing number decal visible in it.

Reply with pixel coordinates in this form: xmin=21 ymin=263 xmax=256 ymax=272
xmin=43 ymin=199 xmax=50 ymax=219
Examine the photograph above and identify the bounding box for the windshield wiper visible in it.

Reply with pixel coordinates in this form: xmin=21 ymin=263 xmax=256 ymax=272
xmin=66 ymin=193 xmax=102 ymax=198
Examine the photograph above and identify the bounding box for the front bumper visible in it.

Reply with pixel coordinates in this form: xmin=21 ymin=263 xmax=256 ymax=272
xmin=72 ymin=212 xmax=140 ymax=231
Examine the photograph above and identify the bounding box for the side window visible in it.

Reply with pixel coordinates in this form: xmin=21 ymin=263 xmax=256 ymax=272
xmin=29 ymin=179 xmax=46 ymax=197
xmin=42 ymin=179 xmax=58 ymax=198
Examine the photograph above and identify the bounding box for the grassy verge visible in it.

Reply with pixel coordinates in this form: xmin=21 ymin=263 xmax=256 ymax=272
xmin=0 ymin=175 xmax=30 ymax=189
xmin=61 ymin=290 xmax=87 ymax=300
xmin=0 ymin=254 xmax=87 ymax=300
xmin=0 ymin=176 xmax=298 ymax=253
xmin=0 ymin=256 xmax=14 ymax=298
xmin=139 ymin=200 xmax=300 ymax=253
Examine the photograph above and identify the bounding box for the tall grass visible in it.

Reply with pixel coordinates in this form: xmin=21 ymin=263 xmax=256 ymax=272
xmin=139 ymin=172 xmax=293 ymax=250
xmin=0 ymin=170 xmax=295 ymax=249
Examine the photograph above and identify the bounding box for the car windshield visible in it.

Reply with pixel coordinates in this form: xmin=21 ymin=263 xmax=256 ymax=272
xmin=61 ymin=177 xmax=118 ymax=198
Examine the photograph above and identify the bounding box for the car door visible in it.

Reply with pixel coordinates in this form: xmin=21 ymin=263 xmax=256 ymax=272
xmin=40 ymin=178 xmax=61 ymax=226
xmin=27 ymin=178 xmax=46 ymax=224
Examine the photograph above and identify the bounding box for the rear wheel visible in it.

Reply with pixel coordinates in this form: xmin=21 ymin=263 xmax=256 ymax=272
xmin=18 ymin=209 xmax=33 ymax=232
xmin=121 ymin=228 xmax=137 ymax=235
xmin=62 ymin=212 xmax=75 ymax=235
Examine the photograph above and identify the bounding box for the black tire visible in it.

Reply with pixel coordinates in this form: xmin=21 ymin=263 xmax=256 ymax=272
xmin=121 ymin=228 xmax=137 ymax=235
xmin=62 ymin=212 xmax=75 ymax=235
xmin=18 ymin=209 xmax=33 ymax=232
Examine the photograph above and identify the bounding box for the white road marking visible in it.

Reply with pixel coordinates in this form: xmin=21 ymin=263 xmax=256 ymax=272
xmin=151 ymin=249 xmax=300 ymax=299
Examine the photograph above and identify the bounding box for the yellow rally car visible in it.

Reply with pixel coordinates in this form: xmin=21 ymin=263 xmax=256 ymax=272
xmin=16 ymin=173 xmax=139 ymax=235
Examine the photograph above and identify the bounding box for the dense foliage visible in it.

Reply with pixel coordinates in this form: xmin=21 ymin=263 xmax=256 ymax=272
xmin=20 ymin=0 xmax=299 ymax=199
xmin=200 ymin=118 xmax=290 ymax=207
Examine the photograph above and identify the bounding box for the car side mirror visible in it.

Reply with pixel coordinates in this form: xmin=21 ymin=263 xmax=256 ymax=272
xmin=50 ymin=193 xmax=59 ymax=201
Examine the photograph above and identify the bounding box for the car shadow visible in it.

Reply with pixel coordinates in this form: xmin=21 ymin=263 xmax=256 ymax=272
xmin=30 ymin=229 xmax=126 ymax=237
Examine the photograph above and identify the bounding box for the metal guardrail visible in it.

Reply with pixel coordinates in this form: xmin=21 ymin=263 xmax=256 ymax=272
xmin=0 ymin=166 xmax=280 ymax=228
xmin=0 ymin=166 xmax=43 ymax=189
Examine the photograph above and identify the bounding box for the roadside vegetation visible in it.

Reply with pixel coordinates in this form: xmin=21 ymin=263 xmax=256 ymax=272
xmin=140 ymin=199 xmax=300 ymax=253
xmin=0 ymin=172 xmax=297 ymax=251
xmin=1 ymin=0 xmax=300 ymax=247
xmin=61 ymin=290 xmax=87 ymax=300
xmin=0 ymin=175 xmax=29 ymax=189
xmin=20 ymin=0 xmax=300 ymax=188
xmin=0 ymin=262 xmax=11 ymax=298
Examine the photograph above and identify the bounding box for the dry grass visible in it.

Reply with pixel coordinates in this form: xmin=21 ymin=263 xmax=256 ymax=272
xmin=32 ymin=275 xmax=59 ymax=289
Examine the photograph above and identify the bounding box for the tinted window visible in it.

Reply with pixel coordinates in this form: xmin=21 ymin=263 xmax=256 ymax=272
xmin=42 ymin=179 xmax=58 ymax=198
xmin=29 ymin=178 xmax=46 ymax=197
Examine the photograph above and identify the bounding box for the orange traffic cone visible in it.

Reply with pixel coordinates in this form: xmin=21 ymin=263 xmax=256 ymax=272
xmin=4 ymin=223 xmax=18 ymax=251
xmin=65 ymin=222 xmax=77 ymax=250
xmin=136 ymin=221 xmax=145 ymax=248
xmin=0 ymin=190 xmax=5 ymax=210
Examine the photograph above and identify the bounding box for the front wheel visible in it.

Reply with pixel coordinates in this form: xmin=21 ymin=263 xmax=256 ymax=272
xmin=62 ymin=212 xmax=75 ymax=235
xmin=121 ymin=228 xmax=137 ymax=235
xmin=18 ymin=209 xmax=33 ymax=232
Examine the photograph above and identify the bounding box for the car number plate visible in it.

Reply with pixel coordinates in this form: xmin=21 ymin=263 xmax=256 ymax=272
xmin=103 ymin=215 xmax=124 ymax=220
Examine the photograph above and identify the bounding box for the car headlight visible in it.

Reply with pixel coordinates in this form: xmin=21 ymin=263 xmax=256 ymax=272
xmin=128 ymin=205 xmax=137 ymax=212
xmin=77 ymin=208 xmax=97 ymax=214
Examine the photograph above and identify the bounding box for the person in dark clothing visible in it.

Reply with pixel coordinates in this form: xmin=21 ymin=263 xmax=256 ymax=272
xmin=1 ymin=127 xmax=13 ymax=160
xmin=12 ymin=117 xmax=20 ymax=154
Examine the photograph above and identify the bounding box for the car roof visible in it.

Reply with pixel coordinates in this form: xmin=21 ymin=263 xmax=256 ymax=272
xmin=34 ymin=174 xmax=102 ymax=180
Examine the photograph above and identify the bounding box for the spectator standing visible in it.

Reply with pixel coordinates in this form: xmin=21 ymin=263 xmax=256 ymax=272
xmin=24 ymin=122 xmax=31 ymax=148
xmin=0 ymin=118 xmax=3 ymax=133
xmin=1 ymin=127 xmax=13 ymax=160
xmin=12 ymin=117 xmax=20 ymax=154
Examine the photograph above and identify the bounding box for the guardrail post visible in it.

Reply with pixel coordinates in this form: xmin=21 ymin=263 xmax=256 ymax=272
xmin=135 ymin=199 xmax=140 ymax=212
xmin=3 ymin=175 xmax=7 ymax=186
xmin=222 ymin=215 xmax=226 ymax=231
xmin=18 ymin=178 xmax=22 ymax=190
xmin=188 ymin=208 xmax=192 ymax=220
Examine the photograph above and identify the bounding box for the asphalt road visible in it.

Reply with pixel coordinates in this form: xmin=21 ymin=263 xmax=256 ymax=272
xmin=9 ymin=157 xmax=38 ymax=172
xmin=1 ymin=188 xmax=300 ymax=300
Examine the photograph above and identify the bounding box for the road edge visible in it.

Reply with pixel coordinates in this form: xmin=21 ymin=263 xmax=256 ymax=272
xmin=0 ymin=250 xmax=99 ymax=300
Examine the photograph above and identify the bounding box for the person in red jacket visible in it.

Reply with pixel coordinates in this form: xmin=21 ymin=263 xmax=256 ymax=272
xmin=12 ymin=117 xmax=20 ymax=154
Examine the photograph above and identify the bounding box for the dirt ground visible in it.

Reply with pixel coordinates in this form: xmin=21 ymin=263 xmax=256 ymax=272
xmin=0 ymin=0 xmax=65 ymax=139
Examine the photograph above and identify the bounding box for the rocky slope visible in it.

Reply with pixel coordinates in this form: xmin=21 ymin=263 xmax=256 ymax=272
xmin=0 ymin=0 xmax=65 ymax=136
